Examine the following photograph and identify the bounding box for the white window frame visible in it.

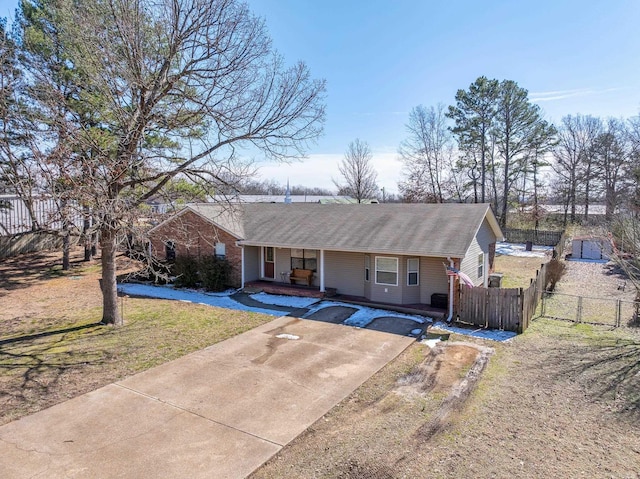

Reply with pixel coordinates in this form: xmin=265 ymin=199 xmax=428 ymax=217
xmin=290 ymin=248 xmax=317 ymax=271
xmin=364 ymin=255 xmax=370 ymax=282
xmin=407 ymin=258 xmax=419 ymax=286
xmin=375 ymin=256 xmax=398 ymax=286
xmin=477 ymin=252 xmax=484 ymax=279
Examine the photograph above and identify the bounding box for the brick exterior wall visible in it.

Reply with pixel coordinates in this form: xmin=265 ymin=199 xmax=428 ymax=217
xmin=148 ymin=210 xmax=243 ymax=288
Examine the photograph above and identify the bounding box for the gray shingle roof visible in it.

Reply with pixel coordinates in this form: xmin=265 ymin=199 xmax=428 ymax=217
xmin=186 ymin=202 xmax=502 ymax=258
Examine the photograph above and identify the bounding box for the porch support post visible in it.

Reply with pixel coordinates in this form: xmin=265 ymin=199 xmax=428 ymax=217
xmin=319 ymin=249 xmax=325 ymax=292
xmin=260 ymin=246 xmax=264 ymax=278
xmin=240 ymin=245 xmax=245 ymax=288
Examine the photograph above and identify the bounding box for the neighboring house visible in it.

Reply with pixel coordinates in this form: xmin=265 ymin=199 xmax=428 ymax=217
xmin=210 ymin=194 xmax=364 ymax=204
xmin=0 ymin=194 xmax=83 ymax=235
xmin=148 ymin=203 xmax=503 ymax=308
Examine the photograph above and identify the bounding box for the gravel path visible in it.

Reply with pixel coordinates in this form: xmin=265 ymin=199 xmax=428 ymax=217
xmin=556 ymin=260 xmax=635 ymax=300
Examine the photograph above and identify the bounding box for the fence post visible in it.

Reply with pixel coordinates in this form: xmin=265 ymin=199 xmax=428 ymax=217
xmin=616 ymin=300 xmax=621 ymax=328
xmin=576 ymin=296 xmax=582 ymax=323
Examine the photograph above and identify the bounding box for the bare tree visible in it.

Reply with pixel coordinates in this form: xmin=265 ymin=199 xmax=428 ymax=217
xmin=398 ymin=104 xmax=452 ymax=203
xmin=593 ymin=118 xmax=628 ymax=220
xmin=334 ymin=139 xmax=378 ymax=203
xmin=19 ymin=0 xmax=326 ymax=325
xmin=624 ymin=115 xmax=640 ymax=216
xmin=552 ymin=114 xmax=601 ymax=224
xmin=0 ymin=18 xmax=44 ymax=231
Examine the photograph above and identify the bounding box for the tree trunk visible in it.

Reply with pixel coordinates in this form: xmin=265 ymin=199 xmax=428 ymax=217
xmin=62 ymin=231 xmax=70 ymax=270
xmin=605 ymin=186 xmax=615 ymax=220
xmin=584 ymin=163 xmax=591 ymax=223
xmin=533 ymin=161 xmax=539 ymax=230
xmin=100 ymin=226 xmax=122 ymax=325
xmin=500 ymin=141 xmax=510 ymax=229
xmin=569 ymin=168 xmax=576 ymax=222
xmin=83 ymin=206 xmax=93 ymax=261
xmin=62 ymin=198 xmax=70 ymax=270
xmin=480 ymin=126 xmax=486 ymax=204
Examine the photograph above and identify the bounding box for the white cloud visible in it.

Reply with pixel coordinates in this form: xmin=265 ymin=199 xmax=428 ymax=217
xmin=530 ymin=87 xmax=623 ymax=103
xmin=529 ymin=88 xmax=593 ymax=102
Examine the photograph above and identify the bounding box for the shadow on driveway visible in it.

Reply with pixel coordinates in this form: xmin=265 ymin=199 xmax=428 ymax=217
xmin=365 ymin=316 xmax=425 ymax=337
xmin=304 ymin=306 xmax=358 ymax=324
xmin=304 ymin=306 xmax=425 ymax=338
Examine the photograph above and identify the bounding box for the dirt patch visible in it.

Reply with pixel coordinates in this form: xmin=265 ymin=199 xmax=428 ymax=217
xmin=251 ymin=341 xmax=486 ymax=479
xmin=395 ymin=342 xmax=481 ymax=397
xmin=252 ymin=253 xmax=640 ymax=479
xmin=423 ymin=321 xmax=640 ymax=479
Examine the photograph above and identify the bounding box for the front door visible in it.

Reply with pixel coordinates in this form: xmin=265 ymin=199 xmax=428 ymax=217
xmin=263 ymin=246 xmax=275 ymax=279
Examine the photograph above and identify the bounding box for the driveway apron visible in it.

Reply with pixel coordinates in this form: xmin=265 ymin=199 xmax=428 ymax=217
xmin=0 ymin=316 xmax=413 ymax=479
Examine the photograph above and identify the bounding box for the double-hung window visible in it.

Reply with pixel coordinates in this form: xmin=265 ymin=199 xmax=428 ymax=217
xmin=215 ymin=242 xmax=226 ymax=258
xmin=165 ymin=241 xmax=176 ymax=261
xmin=375 ymin=257 xmax=398 ymax=286
xmin=477 ymin=253 xmax=484 ymax=278
xmin=291 ymin=249 xmax=317 ymax=271
xmin=407 ymin=258 xmax=419 ymax=286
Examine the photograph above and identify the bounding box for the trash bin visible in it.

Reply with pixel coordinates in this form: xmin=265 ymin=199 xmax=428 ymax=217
xmin=431 ymin=293 xmax=448 ymax=309
xmin=488 ymin=273 xmax=503 ymax=288
xmin=525 ymin=240 xmax=533 ymax=251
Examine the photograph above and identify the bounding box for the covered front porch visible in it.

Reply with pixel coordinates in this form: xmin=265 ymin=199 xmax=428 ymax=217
xmin=242 ymin=280 xmax=447 ymax=320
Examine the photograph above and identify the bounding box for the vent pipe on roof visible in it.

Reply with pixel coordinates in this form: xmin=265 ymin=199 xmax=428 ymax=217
xmin=284 ymin=179 xmax=292 ymax=204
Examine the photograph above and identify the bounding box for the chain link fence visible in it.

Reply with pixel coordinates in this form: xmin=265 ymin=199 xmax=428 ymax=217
xmin=540 ymin=291 xmax=639 ymax=327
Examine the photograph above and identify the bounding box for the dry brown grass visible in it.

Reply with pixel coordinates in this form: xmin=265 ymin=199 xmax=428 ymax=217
xmin=493 ymin=254 xmax=548 ymax=288
xmin=0 ymin=248 xmax=273 ymax=425
xmin=252 ymin=318 xmax=640 ymax=479
xmin=4 ymin=248 xmax=640 ymax=479
xmin=253 ymin=255 xmax=640 ymax=479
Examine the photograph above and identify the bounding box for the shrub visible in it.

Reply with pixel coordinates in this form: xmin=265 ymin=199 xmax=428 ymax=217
xmin=173 ymin=256 xmax=200 ymax=288
xmin=545 ymin=258 xmax=566 ymax=292
xmin=200 ymin=256 xmax=232 ymax=292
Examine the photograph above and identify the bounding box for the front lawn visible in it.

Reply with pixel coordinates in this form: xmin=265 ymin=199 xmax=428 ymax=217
xmin=0 ymin=248 xmax=273 ymax=425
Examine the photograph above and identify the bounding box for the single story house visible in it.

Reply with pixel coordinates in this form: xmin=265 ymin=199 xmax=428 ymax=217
xmin=148 ymin=202 xmax=503 ymax=310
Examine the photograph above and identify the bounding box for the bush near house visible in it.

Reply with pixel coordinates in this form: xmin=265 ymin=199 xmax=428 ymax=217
xmin=172 ymin=255 xmax=231 ymax=291
xmin=200 ymin=256 xmax=232 ymax=291
xmin=545 ymin=258 xmax=567 ymax=291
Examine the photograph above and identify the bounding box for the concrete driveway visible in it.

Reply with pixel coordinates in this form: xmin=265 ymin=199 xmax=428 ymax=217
xmin=0 ymin=316 xmax=413 ymax=479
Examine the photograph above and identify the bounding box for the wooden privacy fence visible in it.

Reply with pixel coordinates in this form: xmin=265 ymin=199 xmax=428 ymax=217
xmin=504 ymin=228 xmax=564 ymax=247
xmin=458 ymin=262 xmax=548 ymax=333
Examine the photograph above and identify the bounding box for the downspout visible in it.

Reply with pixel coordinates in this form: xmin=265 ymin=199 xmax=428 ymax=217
xmin=446 ymin=257 xmax=455 ymax=322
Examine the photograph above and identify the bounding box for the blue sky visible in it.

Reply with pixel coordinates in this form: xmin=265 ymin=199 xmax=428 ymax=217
xmin=2 ymin=0 xmax=639 ymax=194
